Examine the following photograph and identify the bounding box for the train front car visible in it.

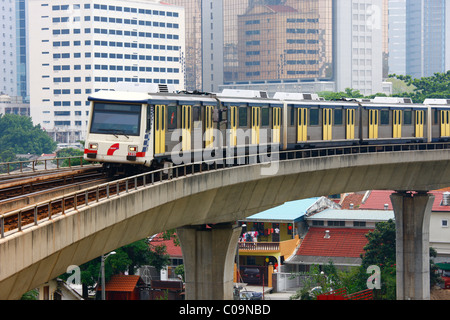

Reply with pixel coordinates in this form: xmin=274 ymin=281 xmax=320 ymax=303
xmin=84 ymin=91 xmax=153 ymax=173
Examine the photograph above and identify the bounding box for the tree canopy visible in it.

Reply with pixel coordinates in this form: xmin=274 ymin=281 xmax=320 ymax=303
xmin=0 ymin=114 xmax=56 ymax=158
xmin=388 ymin=71 xmax=450 ymax=103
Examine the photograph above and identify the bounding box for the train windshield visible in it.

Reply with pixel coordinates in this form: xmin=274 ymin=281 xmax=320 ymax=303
xmin=90 ymin=103 xmax=141 ymax=136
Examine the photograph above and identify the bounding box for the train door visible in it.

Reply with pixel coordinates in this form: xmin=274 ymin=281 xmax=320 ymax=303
xmin=251 ymin=107 xmax=261 ymax=144
xmin=204 ymin=105 xmax=214 ymax=149
xmin=346 ymin=108 xmax=356 ymax=139
xmin=297 ymin=108 xmax=307 ymax=142
xmin=273 ymin=107 xmax=281 ymax=144
xmin=369 ymin=109 xmax=379 ymax=139
xmin=229 ymin=106 xmax=238 ymax=146
xmin=322 ymin=108 xmax=332 ymax=140
xmin=441 ymin=110 xmax=450 ymax=137
xmin=155 ymin=104 xmax=166 ymax=154
xmin=393 ymin=110 xmax=402 ymax=138
xmin=182 ymin=105 xmax=192 ymax=151
xmin=415 ymin=110 xmax=424 ymax=138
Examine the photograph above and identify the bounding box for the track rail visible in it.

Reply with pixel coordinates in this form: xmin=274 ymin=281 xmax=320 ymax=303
xmin=0 ymin=167 xmax=105 ymax=201
xmin=1 ymin=142 xmax=449 ymax=239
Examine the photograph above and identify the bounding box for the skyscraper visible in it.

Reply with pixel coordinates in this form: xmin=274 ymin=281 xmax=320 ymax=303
xmin=333 ymin=0 xmax=384 ymax=96
xmin=388 ymin=0 xmax=407 ymax=75
xmin=28 ymin=0 xmax=185 ymax=146
xmin=406 ymin=0 xmax=449 ymax=78
xmin=1 ymin=0 xmax=18 ymax=97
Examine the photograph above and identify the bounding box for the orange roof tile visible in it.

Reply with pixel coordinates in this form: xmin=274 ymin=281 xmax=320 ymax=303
xmin=296 ymin=227 xmax=372 ymax=258
xmin=340 ymin=193 xmax=365 ymax=209
xmin=103 ymin=275 xmax=143 ymax=292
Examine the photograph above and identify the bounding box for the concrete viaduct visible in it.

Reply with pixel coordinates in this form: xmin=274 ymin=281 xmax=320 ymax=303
xmin=1 ymin=144 xmax=450 ymax=300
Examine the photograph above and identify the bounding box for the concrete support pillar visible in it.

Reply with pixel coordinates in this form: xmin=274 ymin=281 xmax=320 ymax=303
xmin=177 ymin=223 xmax=241 ymax=300
xmin=390 ymin=191 xmax=434 ymax=300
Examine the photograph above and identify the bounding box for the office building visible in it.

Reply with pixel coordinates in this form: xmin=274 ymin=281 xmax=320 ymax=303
xmin=388 ymin=0 xmax=407 ymax=75
xmin=1 ymin=0 xmax=18 ymax=97
xmin=406 ymin=0 xmax=449 ymax=79
xmin=333 ymin=0 xmax=385 ymax=95
xmin=28 ymin=0 xmax=185 ymax=146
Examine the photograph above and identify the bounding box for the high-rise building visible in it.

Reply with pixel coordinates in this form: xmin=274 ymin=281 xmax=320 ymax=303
xmin=172 ymin=0 xmax=388 ymax=95
xmin=16 ymin=0 xmax=29 ymax=100
xmin=406 ymin=0 xmax=449 ymax=79
xmin=388 ymin=0 xmax=407 ymax=75
xmin=333 ymin=0 xmax=385 ymax=96
xmin=1 ymin=0 xmax=18 ymax=97
xmin=28 ymin=0 xmax=185 ymax=146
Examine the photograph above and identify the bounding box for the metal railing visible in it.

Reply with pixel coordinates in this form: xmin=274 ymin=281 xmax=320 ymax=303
xmin=0 ymin=156 xmax=97 ymax=175
xmin=1 ymin=142 xmax=449 ymax=239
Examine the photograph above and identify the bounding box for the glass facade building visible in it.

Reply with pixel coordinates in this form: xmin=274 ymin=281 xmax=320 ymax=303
xmin=406 ymin=0 xmax=448 ymax=79
xmin=223 ymin=0 xmax=333 ymax=84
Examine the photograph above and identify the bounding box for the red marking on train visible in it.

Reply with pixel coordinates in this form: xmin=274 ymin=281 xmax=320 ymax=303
xmin=107 ymin=143 xmax=120 ymax=156
xmin=136 ymin=152 xmax=146 ymax=157
xmin=84 ymin=149 xmax=98 ymax=154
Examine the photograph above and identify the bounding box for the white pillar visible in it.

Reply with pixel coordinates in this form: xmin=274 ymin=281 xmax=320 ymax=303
xmin=177 ymin=223 xmax=241 ymax=300
xmin=390 ymin=191 xmax=434 ymax=300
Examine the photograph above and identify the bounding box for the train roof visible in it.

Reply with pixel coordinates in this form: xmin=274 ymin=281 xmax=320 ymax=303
xmin=88 ymin=90 xmax=219 ymax=105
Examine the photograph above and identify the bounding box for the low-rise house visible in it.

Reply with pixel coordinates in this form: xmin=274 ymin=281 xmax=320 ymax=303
xmin=97 ymin=275 xmax=147 ymax=300
xmin=359 ymin=189 xmax=450 ymax=264
xmin=236 ymin=197 xmax=339 ymax=286
xmin=286 ymin=208 xmax=394 ymax=272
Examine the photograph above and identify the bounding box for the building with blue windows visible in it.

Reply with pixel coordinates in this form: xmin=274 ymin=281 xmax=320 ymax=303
xmin=28 ymin=0 xmax=185 ymax=147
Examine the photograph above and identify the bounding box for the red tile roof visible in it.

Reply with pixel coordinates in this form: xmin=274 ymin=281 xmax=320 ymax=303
xmin=340 ymin=193 xmax=365 ymax=209
xmin=296 ymin=227 xmax=373 ymax=258
xmin=102 ymin=275 xmax=143 ymax=292
xmin=149 ymin=233 xmax=182 ymax=258
xmin=359 ymin=190 xmax=450 ymax=212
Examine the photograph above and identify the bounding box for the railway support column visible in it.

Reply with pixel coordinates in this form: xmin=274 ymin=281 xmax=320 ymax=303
xmin=390 ymin=191 xmax=434 ymax=300
xmin=177 ymin=223 xmax=241 ymax=300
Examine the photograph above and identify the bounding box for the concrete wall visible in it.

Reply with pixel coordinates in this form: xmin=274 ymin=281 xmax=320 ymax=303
xmin=1 ymin=148 xmax=450 ymax=299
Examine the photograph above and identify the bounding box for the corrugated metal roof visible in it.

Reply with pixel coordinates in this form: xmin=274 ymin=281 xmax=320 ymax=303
xmin=308 ymin=208 xmax=394 ymax=221
xmin=245 ymin=198 xmax=321 ymax=222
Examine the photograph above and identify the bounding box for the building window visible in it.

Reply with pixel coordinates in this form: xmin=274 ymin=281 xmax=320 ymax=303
xmin=328 ymin=221 xmax=345 ymax=227
xmin=442 ymin=220 xmax=448 ymax=228
xmin=353 ymin=221 xmax=366 ymax=227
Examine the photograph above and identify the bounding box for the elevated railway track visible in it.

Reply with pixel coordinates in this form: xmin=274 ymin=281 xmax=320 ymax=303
xmin=1 ymin=142 xmax=449 ymax=239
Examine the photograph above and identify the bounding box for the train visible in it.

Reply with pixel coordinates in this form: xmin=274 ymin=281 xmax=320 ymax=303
xmin=83 ymin=84 xmax=450 ymax=173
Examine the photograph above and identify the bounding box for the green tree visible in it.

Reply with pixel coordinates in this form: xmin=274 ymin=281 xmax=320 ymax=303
xmin=389 ymin=71 xmax=450 ymax=103
xmin=0 ymin=114 xmax=56 ymax=155
xmin=55 ymin=147 xmax=89 ymax=167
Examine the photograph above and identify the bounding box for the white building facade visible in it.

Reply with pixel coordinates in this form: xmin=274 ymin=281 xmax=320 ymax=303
xmin=28 ymin=0 xmax=185 ymax=146
xmin=1 ymin=0 xmax=17 ymax=97
xmin=333 ymin=0 xmax=384 ymax=96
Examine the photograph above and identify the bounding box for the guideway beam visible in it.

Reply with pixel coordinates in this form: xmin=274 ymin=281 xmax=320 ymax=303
xmin=390 ymin=191 xmax=434 ymax=300
xmin=177 ymin=223 xmax=241 ymax=300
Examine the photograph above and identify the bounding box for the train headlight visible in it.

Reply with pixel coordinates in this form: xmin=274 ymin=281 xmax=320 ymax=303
xmin=89 ymin=143 xmax=98 ymax=150
xmin=128 ymin=146 xmax=138 ymax=152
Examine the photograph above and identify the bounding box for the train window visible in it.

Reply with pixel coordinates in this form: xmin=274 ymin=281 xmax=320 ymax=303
xmin=380 ymin=110 xmax=390 ymax=125
xmin=310 ymin=108 xmax=319 ymax=126
xmin=147 ymin=106 xmax=151 ymax=131
xmin=239 ymin=107 xmax=248 ymax=127
xmin=261 ymin=108 xmax=269 ymax=126
xmin=334 ymin=109 xmax=343 ymax=125
xmin=90 ymin=102 xmax=141 ymax=136
xmin=434 ymin=109 xmax=439 ymax=124
xmin=193 ymin=106 xmax=201 ymax=122
xmin=167 ymin=106 xmax=177 ymax=130
xmin=404 ymin=110 xmax=412 ymax=125
xmin=290 ymin=107 xmax=295 ymax=126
